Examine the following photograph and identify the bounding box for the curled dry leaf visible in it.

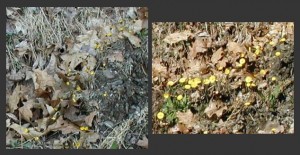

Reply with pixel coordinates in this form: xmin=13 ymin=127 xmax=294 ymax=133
xmin=211 ymin=48 xmax=224 ymax=64
xmin=84 ymin=111 xmax=97 ymax=127
xmin=47 ymin=116 xmax=80 ymax=134
xmin=18 ymin=101 xmax=34 ymax=122
xmin=163 ymin=31 xmax=193 ymax=45
xmin=32 ymin=69 xmax=56 ymax=91
xmin=8 ymin=85 xmax=21 ymax=113
xmin=176 ymin=109 xmax=198 ymax=129
xmin=123 ymin=31 xmax=141 ymax=47
xmin=204 ymin=100 xmax=227 ymax=119
xmin=136 ymin=136 xmax=148 ymax=149
xmin=152 ymin=58 xmax=167 ymax=78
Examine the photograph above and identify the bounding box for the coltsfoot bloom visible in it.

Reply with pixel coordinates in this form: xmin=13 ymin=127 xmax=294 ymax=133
xmin=225 ymin=68 xmax=230 ymax=75
xmin=163 ymin=93 xmax=170 ymax=99
xmin=244 ymin=102 xmax=251 ymax=106
xmin=275 ymin=51 xmax=281 ymax=57
xmin=157 ymin=112 xmax=164 ymax=119
xmin=184 ymin=84 xmax=191 ymax=89
xmin=179 ymin=77 xmax=187 ymax=83
xmin=245 ymin=76 xmax=253 ymax=83
xmin=167 ymin=81 xmax=175 ymax=86
xmin=193 ymin=78 xmax=201 ymax=84
xmin=260 ymin=69 xmax=267 ymax=76
xmin=239 ymin=58 xmax=246 ymax=65
xmin=209 ymin=75 xmax=216 ymax=83
xmin=177 ymin=95 xmax=183 ymax=100
xmin=272 ymin=77 xmax=277 ymax=81
xmin=203 ymin=79 xmax=210 ymax=85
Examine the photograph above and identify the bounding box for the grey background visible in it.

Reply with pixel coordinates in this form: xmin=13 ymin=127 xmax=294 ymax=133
xmin=2 ymin=0 xmax=299 ymax=154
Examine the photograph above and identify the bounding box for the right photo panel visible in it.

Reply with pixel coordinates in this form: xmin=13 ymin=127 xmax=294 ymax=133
xmin=152 ymin=22 xmax=294 ymax=134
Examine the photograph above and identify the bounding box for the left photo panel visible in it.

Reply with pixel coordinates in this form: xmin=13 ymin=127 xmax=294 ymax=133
xmin=6 ymin=7 xmax=148 ymax=149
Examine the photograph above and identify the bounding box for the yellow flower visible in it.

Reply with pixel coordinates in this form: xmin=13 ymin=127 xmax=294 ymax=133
xmin=94 ymin=43 xmax=101 ymax=49
xmin=34 ymin=137 xmax=40 ymax=141
xmin=209 ymin=75 xmax=216 ymax=83
xmin=225 ymin=68 xmax=230 ymax=75
xmin=76 ymin=85 xmax=82 ymax=91
xmin=66 ymin=81 xmax=70 ymax=86
xmin=239 ymin=58 xmax=246 ymax=65
xmin=103 ymin=92 xmax=108 ymax=97
xmin=240 ymin=53 xmax=245 ymax=58
xmin=188 ymin=79 xmax=193 ymax=85
xmin=80 ymin=126 xmax=89 ymax=131
xmin=163 ymin=93 xmax=170 ymax=99
xmin=193 ymin=78 xmax=201 ymax=84
xmin=255 ymin=49 xmax=261 ymax=55
xmin=203 ymin=131 xmax=209 ymax=134
xmin=218 ymin=66 xmax=223 ymax=70
xmin=271 ymin=128 xmax=277 ymax=133
xmin=254 ymin=45 xmax=260 ymax=50
xmin=260 ymin=69 xmax=267 ymax=76
xmin=245 ymin=76 xmax=253 ymax=83
xmin=244 ymin=102 xmax=251 ymax=106
xmin=184 ymin=84 xmax=191 ymax=89
xmin=251 ymin=83 xmax=256 ymax=87
xmin=74 ymin=142 xmax=81 ymax=149
xmin=203 ymin=79 xmax=210 ymax=85
xmin=23 ymin=128 xmax=29 ymax=133
xmin=177 ymin=95 xmax=183 ymax=100
xmin=280 ymin=38 xmax=286 ymax=42
xmin=167 ymin=81 xmax=175 ymax=86
xmin=106 ymin=33 xmax=112 ymax=37
xmin=90 ymin=71 xmax=95 ymax=75
xmin=191 ymin=82 xmax=198 ymax=88
xmin=275 ymin=51 xmax=281 ymax=56
xmin=157 ymin=112 xmax=164 ymax=120
xmin=179 ymin=77 xmax=187 ymax=83
xmin=272 ymin=77 xmax=277 ymax=81
xmin=246 ymin=83 xmax=251 ymax=87
xmin=269 ymin=41 xmax=275 ymax=46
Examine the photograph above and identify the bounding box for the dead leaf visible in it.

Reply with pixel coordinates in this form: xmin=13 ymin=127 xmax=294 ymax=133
xmin=176 ymin=109 xmax=198 ymax=129
xmin=7 ymin=68 xmax=26 ymax=82
xmin=131 ymin=19 xmax=143 ymax=33
xmin=47 ymin=116 xmax=80 ymax=134
xmin=32 ymin=69 xmax=56 ymax=91
xmin=14 ymin=40 xmax=31 ymax=56
xmin=204 ymin=100 xmax=227 ymax=119
xmin=163 ymin=31 xmax=193 ymax=45
xmin=211 ymin=48 xmax=224 ymax=64
xmin=227 ymin=41 xmax=248 ymax=55
xmin=84 ymin=111 xmax=97 ymax=127
xmin=9 ymin=123 xmax=44 ymax=140
xmin=136 ymin=136 xmax=148 ymax=149
xmin=152 ymin=58 xmax=167 ymax=77
xmin=44 ymin=54 xmax=57 ymax=76
xmin=76 ymin=30 xmax=100 ymax=48
xmin=123 ymin=31 xmax=141 ymax=47
xmin=8 ymin=85 xmax=21 ymax=113
xmin=18 ymin=101 xmax=34 ymax=122
xmin=106 ymin=50 xmax=124 ymax=62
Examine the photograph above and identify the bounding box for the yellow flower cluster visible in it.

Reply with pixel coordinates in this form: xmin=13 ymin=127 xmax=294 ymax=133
xmin=245 ymin=76 xmax=256 ymax=87
xmin=80 ymin=126 xmax=89 ymax=131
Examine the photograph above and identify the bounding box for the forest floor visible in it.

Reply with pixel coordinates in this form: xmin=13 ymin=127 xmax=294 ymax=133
xmin=152 ymin=22 xmax=294 ymax=134
xmin=6 ymin=7 xmax=148 ymax=149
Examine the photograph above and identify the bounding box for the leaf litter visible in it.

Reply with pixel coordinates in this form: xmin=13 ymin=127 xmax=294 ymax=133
xmin=6 ymin=7 xmax=148 ymax=149
xmin=152 ymin=22 xmax=294 ymax=134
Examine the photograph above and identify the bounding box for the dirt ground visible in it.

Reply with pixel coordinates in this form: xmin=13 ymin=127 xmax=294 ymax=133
xmin=152 ymin=22 xmax=294 ymax=134
xmin=6 ymin=7 xmax=148 ymax=149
